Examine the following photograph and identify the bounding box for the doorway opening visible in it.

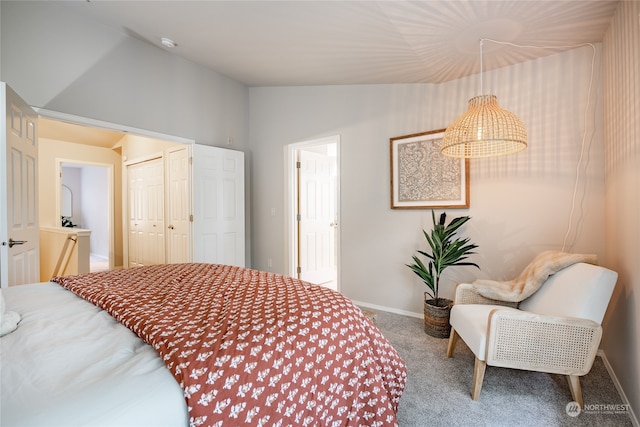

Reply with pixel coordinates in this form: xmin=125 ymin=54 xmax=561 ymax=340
xmin=58 ymin=161 xmax=113 ymax=272
xmin=286 ymin=136 xmax=340 ymax=291
xmin=37 ymin=109 xmax=194 ymax=272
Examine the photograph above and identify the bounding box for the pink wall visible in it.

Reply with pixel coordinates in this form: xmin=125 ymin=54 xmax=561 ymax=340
xmin=602 ymin=1 xmax=640 ymax=423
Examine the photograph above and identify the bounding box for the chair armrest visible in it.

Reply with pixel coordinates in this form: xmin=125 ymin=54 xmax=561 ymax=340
xmin=453 ymin=283 xmax=519 ymax=307
xmin=486 ymin=309 xmax=602 ymax=375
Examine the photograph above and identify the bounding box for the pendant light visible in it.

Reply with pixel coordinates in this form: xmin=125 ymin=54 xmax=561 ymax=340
xmin=441 ymin=39 xmax=527 ymax=158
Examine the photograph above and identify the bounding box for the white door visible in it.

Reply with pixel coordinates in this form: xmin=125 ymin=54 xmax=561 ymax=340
xmin=167 ymin=147 xmax=191 ymax=263
xmin=128 ymin=161 xmax=144 ymax=267
xmin=127 ymin=158 xmax=165 ymax=266
xmin=192 ymin=144 xmax=244 ymax=267
xmin=298 ymin=149 xmax=336 ymax=285
xmin=1 ymin=83 xmax=39 ymax=287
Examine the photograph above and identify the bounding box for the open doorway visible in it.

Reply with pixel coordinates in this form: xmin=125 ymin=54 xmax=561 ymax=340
xmin=286 ymin=136 xmax=340 ymax=291
xmin=37 ymin=111 xmax=194 ymax=272
xmin=59 ymin=162 xmax=113 ymax=272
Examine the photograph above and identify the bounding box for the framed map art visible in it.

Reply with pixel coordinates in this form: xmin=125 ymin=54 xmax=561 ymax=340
xmin=390 ymin=129 xmax=469 ymax=209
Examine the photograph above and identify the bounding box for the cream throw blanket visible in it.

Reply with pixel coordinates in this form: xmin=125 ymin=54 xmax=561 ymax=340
xmin=1 ymin=289 xmax=20 ymax=337
xmin=472 ymin=250 xmax=598 ymax=303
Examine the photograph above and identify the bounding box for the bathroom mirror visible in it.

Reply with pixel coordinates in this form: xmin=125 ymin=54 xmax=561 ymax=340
xmin=61 ymin=184 xmax=73 ymax=218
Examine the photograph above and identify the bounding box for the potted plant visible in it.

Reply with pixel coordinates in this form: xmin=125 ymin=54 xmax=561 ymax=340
xmin=407 ymin=211 xmax=479 ymax=338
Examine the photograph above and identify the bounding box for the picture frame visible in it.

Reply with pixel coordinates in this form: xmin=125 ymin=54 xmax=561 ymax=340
xmin=390 ymin=129 xmax=469 ymax=209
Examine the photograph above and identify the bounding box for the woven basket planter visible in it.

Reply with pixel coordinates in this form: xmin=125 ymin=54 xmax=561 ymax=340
xmin=423 ymin=296 xmax=453 ymax=338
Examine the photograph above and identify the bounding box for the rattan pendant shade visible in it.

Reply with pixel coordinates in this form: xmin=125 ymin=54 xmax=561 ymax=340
xmin=441 ymin=38 xmax=527 ymax=158
xmin=441 ymin=94 xmax=527 ymax=158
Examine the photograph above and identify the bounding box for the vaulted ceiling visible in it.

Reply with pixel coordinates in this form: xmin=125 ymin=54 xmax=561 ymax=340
xmin=59 ymin=0 xmax=619 ymax=87
xmin=38 ymin=0 xmax=620 ymax=144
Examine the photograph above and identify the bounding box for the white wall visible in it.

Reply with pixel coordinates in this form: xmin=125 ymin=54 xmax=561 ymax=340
xmin=1 ymin=0 xmax=252 ymax=264
xmin=250 ymin=46 xmax=605 ymax=316
xmin=602 ymin=1 xmax=640 ymax=422
xmin=63 ymin=164 xmax=109 ymax=258
xmin=0 ymin=1 xmax=249 ymax=152
xmin=80 ymin=166 xmax=109 ymax=259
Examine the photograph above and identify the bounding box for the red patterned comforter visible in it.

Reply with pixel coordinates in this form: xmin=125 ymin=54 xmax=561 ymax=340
xmin=53 ymin=263 xmax=406 ymax=427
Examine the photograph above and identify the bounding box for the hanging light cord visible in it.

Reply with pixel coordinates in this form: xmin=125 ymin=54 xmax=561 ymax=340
xmin=482 ymin=39 xmax=597 ymax=253
xmin=479 ymin=39 xmax=484 ymax=94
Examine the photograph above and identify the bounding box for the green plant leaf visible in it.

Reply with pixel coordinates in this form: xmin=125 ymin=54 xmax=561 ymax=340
xmin=406 ymin=210 xmax=480 ymax=300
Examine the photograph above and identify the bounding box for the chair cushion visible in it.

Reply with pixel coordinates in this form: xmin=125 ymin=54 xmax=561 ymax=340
xmin=450 ymin=304 xmax=518 ymax=361
xmin=519 ymin=263 xmax=617 ymax=324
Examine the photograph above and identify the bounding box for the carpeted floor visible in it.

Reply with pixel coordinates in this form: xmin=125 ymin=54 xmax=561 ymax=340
xmin=373 ymin=310 xmax=633 ymax=427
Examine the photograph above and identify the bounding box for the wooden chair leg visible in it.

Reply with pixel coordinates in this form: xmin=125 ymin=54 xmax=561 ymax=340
xmin=446 ymin=329 xmax=458 ymax=358
xmin=567 ymin=375 xmax=584 ymax=408
xmin=471 ymin=358 xmax=486 ymax=401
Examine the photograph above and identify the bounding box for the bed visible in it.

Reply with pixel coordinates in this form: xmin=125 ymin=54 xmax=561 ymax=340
xmin=1 ymin=263 xmax=407 ymax=427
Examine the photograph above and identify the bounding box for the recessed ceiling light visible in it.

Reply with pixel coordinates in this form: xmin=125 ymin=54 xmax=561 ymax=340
xmin=160 ymin=37 xmax=177 ymax=48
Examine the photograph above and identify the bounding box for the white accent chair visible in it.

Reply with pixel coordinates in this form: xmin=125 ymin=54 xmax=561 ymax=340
xmin=446 ymin=262 xmax=617 ymax=408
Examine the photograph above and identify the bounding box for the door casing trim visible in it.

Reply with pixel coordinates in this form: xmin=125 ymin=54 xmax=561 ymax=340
xmin=284 ymin=135 xmax=340 ymax=290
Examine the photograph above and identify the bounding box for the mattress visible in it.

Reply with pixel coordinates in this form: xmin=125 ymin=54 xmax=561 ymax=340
xmin=1 ymin=281 xmax=188 ymax=427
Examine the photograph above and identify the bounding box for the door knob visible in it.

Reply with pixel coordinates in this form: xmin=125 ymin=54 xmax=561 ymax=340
xmin=168 ymin=225 xmax=175 ymax=230
xmin=1 ymin=238 xmax=28 ymax=248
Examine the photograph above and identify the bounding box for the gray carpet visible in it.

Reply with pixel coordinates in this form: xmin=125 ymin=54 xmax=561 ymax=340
xmin=373 ymin=310 xmax=633 ymax=427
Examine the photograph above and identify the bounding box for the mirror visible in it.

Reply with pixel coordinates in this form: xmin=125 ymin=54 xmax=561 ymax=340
xmin=61 ymin=184 xmax=73 ymax=217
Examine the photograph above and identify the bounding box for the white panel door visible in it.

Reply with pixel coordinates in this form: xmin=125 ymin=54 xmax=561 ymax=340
xmin=167 ymin=147 xmax=190 ymax=263
xmin=128 ymin=162 xmax=144 ymax=268
xmin=1 ymin=83 xmax=39 ymax=287
xmin=298 ymin=149 xmax=336 ymax=284
xmin=192 ymin=144 xmax=244 ymax=267
xmin=127 ymin=158 xmax=165 ymax=267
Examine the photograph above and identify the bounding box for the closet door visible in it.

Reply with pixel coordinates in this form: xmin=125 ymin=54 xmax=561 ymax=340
xmin=128 ymin=158 xmax=165 ymax=267
xmin=192 ymin=145 xmax=244 ymax=267
xmin=167 ymin=147 xmax=190 ymax=263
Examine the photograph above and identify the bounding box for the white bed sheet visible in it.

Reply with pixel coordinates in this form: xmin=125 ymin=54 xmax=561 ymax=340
xmin=1 ymin=282 xmax=188 ymax=427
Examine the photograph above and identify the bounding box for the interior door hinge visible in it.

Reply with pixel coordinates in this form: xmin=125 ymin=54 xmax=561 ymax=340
xmin=189 ymin=156 xmax=193 ymax=165
xmin=296 ymin=214 xmax=301 ymax=221
xmin=189 ymin=214 xmax=194 ymax=222
xmin=297 ymin=266 xmax=301 ymax=274
xmin=296 ymin=161 xmax=301 ymax=169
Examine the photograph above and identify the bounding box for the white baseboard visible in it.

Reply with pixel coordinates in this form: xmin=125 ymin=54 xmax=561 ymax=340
xmin=350 ymin=299 xmax=422 ymax=319
xmin=348 ymin=304 xmax=638 ymax=426
xmin=350 ymin=302 xmax=639 ymax=426
xmin=597 ymin=349 xmax=639 ymax=427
